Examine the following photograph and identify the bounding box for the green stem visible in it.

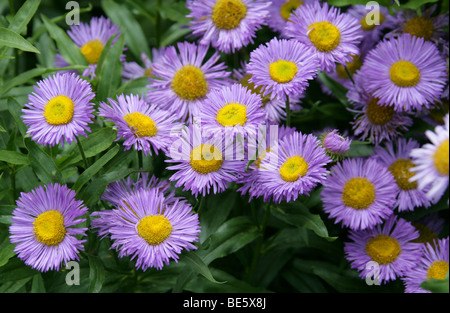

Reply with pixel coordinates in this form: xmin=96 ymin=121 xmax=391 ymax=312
xmin=9 ymin=165 xmax=16 ymax=204
xmin=138 ymin=149 xmax=143 ymax=169
xmin=344 ymin=65 xmax=355 ymax=85
xmin=285 ymin=94 xmax=291 ymax=127
xmin=155 ymin=0 xmax=162 ymax=47
xmin=76 ymin=137 xmax=89 ymax=169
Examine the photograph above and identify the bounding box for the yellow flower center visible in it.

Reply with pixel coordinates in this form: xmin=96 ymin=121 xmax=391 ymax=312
xmin=336 ymin=55 xmax=362 ymax=79
xmin=239 ymin=74 xmax=271 ymax=105
xmin=123 ymin=112 xmax=157 ymax=137
xmin=216 ymin=102 xmax=247 ymax=126
xmin=33 ymin=210 xmax=66 ymax=246
xmin=279 ymin=155 xmax=309 ymax=182
xmin=144 ymin=67 xmax=153 ymax=77
xmin=80 ymin=39 xmax=104 ymax=64
xmin=308 ymin=21 xmax=341 ymax=52
xmin=137 ymin=215 xmax=172 ymax=245
xmin=269 ymin=60 xmax=298 ymax=83
xmin=211 ymin=0 xmax=247 ymax=30
xmin=389 ymin=60 xmax=421 ymax=87
xmin=433 ymin=139 xmax=449 ymax=175
xmin=411 ymin=222 xmax=439 ymax=245
xmin=342 ymin=177 xmax=375 ymax=210
xmin=388 ymin=158 xmax=417 ymax=190
xmin=171 ymin=65 xmax=209 ymax=101
xmin=366 ymin=98 xmax=395 ymax=126
xmin=365 ymin=235 xmax=402 ymax=265
xmin=190 ymin=144 xmax=223 ymax=174
xmin=280 ymin=0 xmax=304 ymax=21
xmin=403 ymin=16 xmax=434 ymax=41
xmin=427 ymin=261 xmax=449 ymax=280
xmin=43 ymin=95 xmax=75 ymax=126
xmin=360 ymin=12 xmax=385 ymax=31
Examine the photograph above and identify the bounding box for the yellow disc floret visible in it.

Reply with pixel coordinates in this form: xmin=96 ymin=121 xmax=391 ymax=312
xmin=411 ymin=222 xmax=439 ymax=245
xmin=388 ymin=158 xmax=417 ymax=190
xmin=389 ymin=60 xmax=421 ymax=87
xmin=33 ymin=210 xmax=66 ymax=246
xmin=190 ymin=144 xmax=224 ymax=174
xmin=427 ymin=260 xmax=449 ymax=280
xmin=43 ymin=95 xmax=75 ymax=126
xmin=216 ymin=102 xmax=248 ymax=126
xmin=342 ymin=177 xmax=375 ymax=210
xmin=212 ymin=0 xmax=247 ymax=30
xmin=269 ymin=60 xmax=298 ymax=83
xmin=123 ymin=112 xmax=157 ymax=137
xmin=365 ymin=235 xmax=401 ymax=265
xmin=308 ymin=21 xmax=341 ymax=52
xmin=366 ymin=98 xmax=395 ymax=126
xmin=279 ymin=155 xmax=309 ymax=182
xmin=433 ymin=139 xmax=449 ymax=175
xmin=403 ymin=16 xmax=434 ymax=41
xmin=137 ymin=215 xmax=172 ymax=245
xmin=280 ymin=0 xmax=303 ymax=21
xmin=172 ymin=65 xmax=209 ymax=101
xmin=80 ymin=39 xmax=104 ymax=64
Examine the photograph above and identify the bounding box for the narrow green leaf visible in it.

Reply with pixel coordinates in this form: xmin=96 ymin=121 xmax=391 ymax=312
xmin=401 ymin=0 xmax=439 ymax=10
xmin=183 ymin=253 xmax=226 ymax=284
xmin=24 ymin=137 xmax=63 ymax=185
xmin=0 ymin=27 xmax=40 ymax=53
xmin=31 ymin=273 xmax=46 ymax=293
xmin=88 ymin=255 xmax=105 ymax=293
xmin=72 ymin=145 xmax=120 ymax=192
xmin=7 ymin=0 xmax=41 ymax=34
xmin=0 ymin=150 xmax=29 ymax=165
xmin=0 ymin=243 xmax=16 ymax=268
xmin=318 ymin=72 xmax=349 ymax=107
xmin=41 ymin=14 xmax=86 ymax=66
xmin=7 ymin=97 xmax=28 ymax=137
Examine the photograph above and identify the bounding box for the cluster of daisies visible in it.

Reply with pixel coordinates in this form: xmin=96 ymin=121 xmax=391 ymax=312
xmin=8 ymin=0 xmax=449 ymax=292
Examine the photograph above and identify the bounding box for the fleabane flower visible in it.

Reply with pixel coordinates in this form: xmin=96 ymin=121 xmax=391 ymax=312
xmin=344 ymin=215 xmax=422 ymax=284
xmin=284 ymin=1 xmax=363 ymax=72
xmin=186 ymin=0 xmax=271 ymax=54
xmin=21 ymin=73 xmax=95 ymax=147
xmin=321 ymin=157 xmax=398 ymax=230
xmin=409 ymin=113 xmax=449 ymax=203
xmin=320 ymin=129 xmax=352 ymax=161
xmin=402 ymin=237 xmax=449 ymax=293
xmin=91 ymin=188 xmax=200 ymax=271
xmin=372 ymin=137 xmax=432 ymax=212
xmin=247 ymin=37 xmax=319 ymax=101
xmin=99 ymin=94 xmax=181 ymax=156
xmin=146 ymin=41 xmax=231 ymax=121
xmin=9 ymin=183 xmax=88 ymax=272
xmin=358 ymin=33 xmax=447 ymax=112
xmin=267 ymin=0 xmax=318 ymax=35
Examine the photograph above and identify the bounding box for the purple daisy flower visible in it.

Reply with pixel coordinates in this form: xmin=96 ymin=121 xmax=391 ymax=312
xmin=21 ymin=73 xmax=95 ymax=147
xmin=122 ymin=48 xmax=165 ymax=81
xmin=55 ymin=16 xmax=124 ymax=79
xmin=409 ymin=113 xmax=449 ymax=203
xmin=9 ymin=183 xmax=88 ymax=272
xmin=146 ymin=41 xmax=231 ymax=122
xmin=252 ymin=130 xmax=331 ymax=203
xmin=92 ymin=188 xmax=200 ymax=271
xmin=284 ymin=1 xmax=363 ymax=72
xmin=198 ymin=83 xmax=267 ymax=138
xmin=321 ymin=157 xmax=398 ymax=231
xmin=344 ymin=215 xmax=422 ymax=284
xmin=320 ymin=129 xmax=352 ymax=160
xmin=358 ymin=33 xmax=447 ymax=112
xmin=165 ymin=125 xmax=247 ymax=197
xmin=247 ymin=37 xmax=319 ymax=101
xmin=346 ymin=71 xmax=414 ymax=146
xmin=371 ymin=138 xmax=432 ymax=212
xmin=186 ymin=0 xmax=271 ymax=54
xmin=402 ymin=237 xmax=449 ymax=293
xmin=98 ymin=93 xmax=181 ymax=156
xmin=267 ymin=0 xmax=318 ymax=35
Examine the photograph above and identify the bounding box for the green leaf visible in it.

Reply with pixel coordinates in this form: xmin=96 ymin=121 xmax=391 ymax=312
xmin=348 ymin=140 xmax=374 ymax=157
xmin=183 ymin=253 xmax=226 ymax=284
xmin=101 ymin=0 xmax=150 ymax=59
xmin=95 ymin=34 xmax=125 ymax=101
xmin=0 ymin=150 xmax=29 ymax=165
xmin=0 ymin=243 xmax=16 ymax=268
xmin=401 ymin=0 xmax=439 ymax=10
xmin=7 ymin=0 xmax=41 ymax=34
xmin=6 ymin=97 xmax=28 ymax=138
xmin=72 ymin=144 xmax=120 ymax=192
xmin=421 ymin=272 xmax=449 ymax=293
xmin=0 ymin=27 xmax=40 ymax=54
xmin=31 ymin=273 xmax=46 ymax=293
xmin=317 ymin=72 xmax=349 ymax=107
xmin=273 ymin=201 xmax=336 ymax=241
xmin=41 ymin=14 xmax=87 ymax=66
xmin=24 ymin=137 xmax=63 ymax=185
xmin=88 ymin=255 xmax=105 ymax=293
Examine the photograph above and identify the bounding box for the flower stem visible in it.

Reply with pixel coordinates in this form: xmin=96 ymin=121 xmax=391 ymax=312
xmin=76 ymin=137 xmax=89 ymax=169
xmin=344 ymin=65 xmax=355 ymax=85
